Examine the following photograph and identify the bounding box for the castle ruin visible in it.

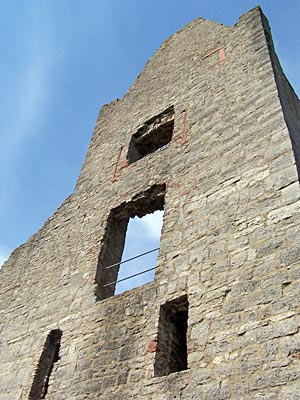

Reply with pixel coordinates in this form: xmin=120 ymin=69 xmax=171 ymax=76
xmin=1 ymin=6 xmax=300 ymax=399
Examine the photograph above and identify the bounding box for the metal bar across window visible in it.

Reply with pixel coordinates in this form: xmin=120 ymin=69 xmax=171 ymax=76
xmin=105 ymin=247 xmax=159 ymax=270
xmin=102 ymin=266 xmax=156 ymax=287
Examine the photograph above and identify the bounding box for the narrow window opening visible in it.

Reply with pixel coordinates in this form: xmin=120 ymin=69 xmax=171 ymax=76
xmin=95 ymin=183 xmax=166 ymax=301
xmin=154 ymin=296 xmax=188 ymax=376
xmin=127 ymin=106 xmax=174 ymax=164
xmin=28 ymin=329 xmax=62 ymax=400
xmin=115 ymin=210 xmax=163 ymax=294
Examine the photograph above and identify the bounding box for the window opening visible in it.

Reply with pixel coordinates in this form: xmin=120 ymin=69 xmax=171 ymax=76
xmin=95 ymin=183 xmax=165 ymax=301
xmin=154 ymin=296 xmax=188 ymax=376
xmin=127 ymin=106 xmax=174 ymax=164
xmin=115 ymin=210 xmax=163 ymax=294
xmin=28 ymin=329 xmax=62 ymax=400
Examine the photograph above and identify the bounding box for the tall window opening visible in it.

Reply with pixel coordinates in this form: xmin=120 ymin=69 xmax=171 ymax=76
xmin=28 ymin=329 xmax=62 ymax=400
xmin=126 ymin=106 xmax=174 ymax=164
xmin=115 ymin=210 xmax=163 ymax=294
xmin=95 ymin=183 xmax=166 ymax=301
xmin=154 ymin=296 xmax=188 ymax=376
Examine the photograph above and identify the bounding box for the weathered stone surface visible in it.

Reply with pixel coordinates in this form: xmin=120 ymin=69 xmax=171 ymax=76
xmin=1 ymin=5 xmax=300 ymax=400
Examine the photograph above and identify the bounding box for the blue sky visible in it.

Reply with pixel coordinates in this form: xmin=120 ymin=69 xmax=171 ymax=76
xmin=1 ymin=0 xmax=299 ymax=268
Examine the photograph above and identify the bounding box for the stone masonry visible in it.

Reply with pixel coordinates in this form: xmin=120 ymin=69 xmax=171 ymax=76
xmin=1 ymin=6 xmax=300 ymax=399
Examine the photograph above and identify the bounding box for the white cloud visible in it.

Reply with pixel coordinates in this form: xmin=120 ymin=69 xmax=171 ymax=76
xmin=0 ymin=257 xmax=6 ymax=267
xmin=0 ymin=249 xmax=9 ymax=267
xmin=140 ymin=210 xmax=164 ymax=241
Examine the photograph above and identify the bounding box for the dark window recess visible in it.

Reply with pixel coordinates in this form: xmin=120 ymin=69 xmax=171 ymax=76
xmin=28 ymin=329 xmax=62 ymax=400
xmin=154 ymin=296 xmax=188 ymax=376
xmin=127 ymin=106 xmax=174 ymax=163
xmin=95 ymin=183 xmax=166 ymax=301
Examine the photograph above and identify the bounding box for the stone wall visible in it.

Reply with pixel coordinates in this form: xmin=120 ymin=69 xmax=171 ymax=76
xmin=1 ymin=6 xmax=300 ymax=399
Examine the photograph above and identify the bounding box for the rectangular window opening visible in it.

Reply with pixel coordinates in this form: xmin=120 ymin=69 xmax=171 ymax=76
xmin=154 ymin=295 xmax=188 ymax=377
xmin=126 ymin=106 xmax=174 ymax=164
xmin=95 ymin=183 xmax=166 ymax=301
xmin=115 ymin=210 xmax=163 ymax=295
xmin=28 ymin=329 xmax=62 ymax=400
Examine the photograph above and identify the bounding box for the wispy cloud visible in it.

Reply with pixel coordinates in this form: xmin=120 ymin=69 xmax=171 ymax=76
xmin=140 ymin=210 xmax=164 ymax=241
xmin=0 ymin=247 xmax=10 ymax=267
xmin=0 ymin=3 xmax=57 ymax=253
xmin=9 ymin=61 xmax=51 ymax=149
xmin=3 ymin=48 xmax=54 ymax=163
xmin=1 ymin=2 xmax=58 ymax=171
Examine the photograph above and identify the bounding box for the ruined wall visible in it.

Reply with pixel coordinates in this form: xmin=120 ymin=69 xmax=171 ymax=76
xmin=1 ymin=6 xmax=300 ymax=400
